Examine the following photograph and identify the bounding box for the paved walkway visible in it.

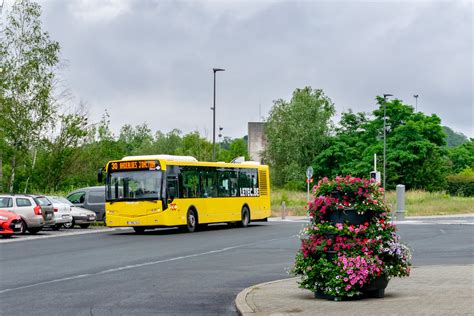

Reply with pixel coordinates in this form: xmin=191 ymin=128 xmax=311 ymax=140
xmin=236 ymin=265 xmax=474 ymax=315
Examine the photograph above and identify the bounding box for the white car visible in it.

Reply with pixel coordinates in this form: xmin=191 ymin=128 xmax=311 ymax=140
xmin=52 ymin=196 xmax=97 ymax=229
xmin=45 ymin=196 xmax=73 ymax=230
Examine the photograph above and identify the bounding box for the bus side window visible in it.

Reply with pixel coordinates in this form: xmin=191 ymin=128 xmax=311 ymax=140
xmin=182 ymin=168 xmax=199 ymax=198
xmin=167 ymin=176 xmax=178 ymax=200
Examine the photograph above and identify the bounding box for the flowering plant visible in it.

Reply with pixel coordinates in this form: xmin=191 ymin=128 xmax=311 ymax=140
xmin=292 ymin=176 xmax=411 ymax=300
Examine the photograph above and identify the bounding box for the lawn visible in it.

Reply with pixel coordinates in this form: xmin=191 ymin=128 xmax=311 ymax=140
xmin=271 ymin=189 xmax=474 ymax=217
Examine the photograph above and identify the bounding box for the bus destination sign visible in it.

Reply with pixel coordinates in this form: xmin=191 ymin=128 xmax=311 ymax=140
xmin=109 ymin=160 xmax=160 ymax=172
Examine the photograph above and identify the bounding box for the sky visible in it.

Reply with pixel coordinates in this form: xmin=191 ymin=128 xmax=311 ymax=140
xmin=2 ymin=0 xmax=473 ymax=139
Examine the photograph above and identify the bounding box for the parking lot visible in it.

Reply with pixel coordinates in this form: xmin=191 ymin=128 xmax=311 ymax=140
xmin=0 ymin=226 xmax=125 ymax=243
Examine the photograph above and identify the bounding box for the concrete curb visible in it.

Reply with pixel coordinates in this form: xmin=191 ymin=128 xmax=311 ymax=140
xmin=235 ymin=278 xmax=297 ymax=315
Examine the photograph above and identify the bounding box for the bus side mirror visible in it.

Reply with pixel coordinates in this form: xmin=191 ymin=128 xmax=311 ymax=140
xmin=98 ymin=168 xmax=103 ymax=183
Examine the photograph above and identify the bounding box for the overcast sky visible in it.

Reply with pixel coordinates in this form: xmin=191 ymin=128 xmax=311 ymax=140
xmin=3 ymin=0 xmax=473 ymax=139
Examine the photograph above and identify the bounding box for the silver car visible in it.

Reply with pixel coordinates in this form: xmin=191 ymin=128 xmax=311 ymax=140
xmin=45 ymin=196 xmax=73 ymax=230
xmin=53 ymin=197 xmax=97 ymax=228
xmin=0 ymin=194 xmax=55 ymax=234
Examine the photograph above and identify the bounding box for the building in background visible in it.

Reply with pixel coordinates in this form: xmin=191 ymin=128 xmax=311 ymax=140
xmin=248 ymin=122 xmax=267 ymax=163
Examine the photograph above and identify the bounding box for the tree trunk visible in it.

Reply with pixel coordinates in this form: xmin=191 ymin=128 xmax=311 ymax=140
xmin=9 ymin=154 xmax=16 ymax=193
xmin=24 ymin=148 xmax=37 ymax=193
xmin=0 ymin=155 xmax=3 ymax=192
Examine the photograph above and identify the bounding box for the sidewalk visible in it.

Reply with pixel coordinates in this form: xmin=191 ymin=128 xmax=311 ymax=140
xmin=235 ymin=265 xmax=474 ymax=315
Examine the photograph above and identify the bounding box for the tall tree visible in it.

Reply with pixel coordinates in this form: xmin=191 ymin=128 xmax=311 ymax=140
xmin=0 ymin=0 xmax=60 ymax=192
xmin=263 ymin=87 xmax=335 ymax=186
xmin=314 ymin=98 xmax=448 ymax=191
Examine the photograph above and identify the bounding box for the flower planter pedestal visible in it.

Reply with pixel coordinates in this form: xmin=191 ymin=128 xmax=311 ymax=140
xmin=328 ymin=208 xmax=371 ymax=225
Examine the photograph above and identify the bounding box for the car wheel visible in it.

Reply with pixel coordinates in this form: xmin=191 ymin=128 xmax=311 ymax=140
xmin=64 ymin=219 xmax=74 ymax=229
xmin=28 ymin=227 xmax=42 ymax=234
xmin=19 ymin=220 xmax=27 ymax=234
xmin=133 ymin=227 xmax=145 ymax=234
xmin=63 ymin=219 xmax=76 ymax=229
xmin=239 ymin=206 xmax=250 ymax=227
xmin=79 ymin=224 xmax=90 ymax=229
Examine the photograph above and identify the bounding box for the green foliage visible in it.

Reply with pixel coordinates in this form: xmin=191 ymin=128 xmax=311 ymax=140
xmin=448 ymin=140 xmax=474 ymax=174
xmin=446 ymin=169 xmax=474 ymax=197
xmin=264 ymin=87 xmax=335 ymax=186
xmin=313 ymin=98 xmax=448 ymax=191
xmin=1 ymin=0 xmax=60 ymax=192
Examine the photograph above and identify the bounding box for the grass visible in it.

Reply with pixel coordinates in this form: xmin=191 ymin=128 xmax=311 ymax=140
xmin=271 ymin=189 xmax=474 ymax=217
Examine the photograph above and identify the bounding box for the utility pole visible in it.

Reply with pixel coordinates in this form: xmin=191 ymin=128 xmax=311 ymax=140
xmin=383 ymin=94 xmax=393 ymax=204
xmin=413 ymin=94 xmax=419 ymax=112
xmin=212 ymin=68 xmax=225 ymax=161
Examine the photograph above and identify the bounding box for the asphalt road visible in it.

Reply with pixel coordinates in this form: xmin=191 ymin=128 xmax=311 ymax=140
xmin=0 ymin=217 xmax=472 ymax=315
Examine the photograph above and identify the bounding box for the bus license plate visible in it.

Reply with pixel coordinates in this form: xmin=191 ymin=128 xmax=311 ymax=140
xmin=127 ymin=221 xmax=139 ymax=225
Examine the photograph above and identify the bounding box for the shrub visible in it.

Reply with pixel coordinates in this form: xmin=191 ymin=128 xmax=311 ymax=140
xmin=446 ymin=170 xmax=474 ymax=197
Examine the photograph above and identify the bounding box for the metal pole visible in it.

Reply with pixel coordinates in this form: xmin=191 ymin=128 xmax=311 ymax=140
xmin=382 ymin=94 xmax=392 ymax=204
xmin=307 ymin=180 xmax=310 ymax=203
xmin=212 ymin=71 xmax=216 ymax=161
xmin=414 ymin=94 xmax=419 ymax=112
xmin=211 ymin=68 xmax=225 ymax=161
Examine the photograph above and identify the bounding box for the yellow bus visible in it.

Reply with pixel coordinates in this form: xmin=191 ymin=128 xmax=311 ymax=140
xmin=99 ymin=155 xmax=271 ymax=233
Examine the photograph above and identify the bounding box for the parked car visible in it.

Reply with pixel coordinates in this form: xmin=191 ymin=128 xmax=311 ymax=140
xmin=52 ymin=196 xmax=97 ymax=229
xmin=0 ymin=194 xmax=55 ymax=234
xmin=45 ymin=196 xmax=73 ymax=230
xmin=66 ymin=186 xmax=105 ymax=221
xmin=0 ymin=209 xmax=23 ymax=237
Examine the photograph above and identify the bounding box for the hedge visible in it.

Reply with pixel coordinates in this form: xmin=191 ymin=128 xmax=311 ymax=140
xmin=446 ymin=174 xmax=474 ymax=197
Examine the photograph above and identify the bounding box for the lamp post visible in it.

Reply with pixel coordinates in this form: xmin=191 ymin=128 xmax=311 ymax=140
xmin=413 ymin=94 xmax=419 ymax=112
xmin=212 ymin=68 xmax=225 ymax=161
xmin=383 ymin=94 xmax=393 ymax=203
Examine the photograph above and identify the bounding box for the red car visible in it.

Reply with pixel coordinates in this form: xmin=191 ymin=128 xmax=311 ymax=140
xmin=0 ymin=209 xmax=23 ymax=237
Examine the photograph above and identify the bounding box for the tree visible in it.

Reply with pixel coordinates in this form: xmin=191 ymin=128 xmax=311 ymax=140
xmin=448 ymin=140 xmax=474 ymax=174
xmin=35 ymin=109 xmax=88 ymax=191
xmin=263 ymin=87 xmax=335 ymax=187
xmin=313 ymin=98 xmax=449 ymax=191
xmin=0 ymin=0 xmax=60 ymax=192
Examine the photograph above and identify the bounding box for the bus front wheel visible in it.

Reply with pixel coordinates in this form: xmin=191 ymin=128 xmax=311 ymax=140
xmin=239 ymin=207 xmax=250 ymax=227
xmin=184 ymin=209 xmax=197 ymax=233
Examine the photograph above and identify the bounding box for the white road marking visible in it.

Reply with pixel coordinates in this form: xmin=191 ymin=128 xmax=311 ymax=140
xmin=0 ymin=235 xmax=297 ymax=295
xmin=0 ymin=227 xmax=129 ymax=244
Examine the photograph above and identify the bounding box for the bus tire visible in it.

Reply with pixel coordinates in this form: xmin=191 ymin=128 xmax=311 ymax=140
xmin=239 ymin=206 xmax=250 ymax=227
xmin=185 ymin=208 xmax=198 ymax=233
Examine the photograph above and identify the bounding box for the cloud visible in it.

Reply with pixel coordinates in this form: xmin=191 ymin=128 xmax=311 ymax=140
xmin=32 ymin=0 xmax=473 ymax=139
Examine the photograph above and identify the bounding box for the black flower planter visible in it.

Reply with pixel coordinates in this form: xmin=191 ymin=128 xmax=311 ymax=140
xmin=315 ymin=276 xmax=389 ymax=301
xmin=328 ymin=208 xmax=371 ymax=225
xmin=362 ymin=275 xmax=389 ymax=298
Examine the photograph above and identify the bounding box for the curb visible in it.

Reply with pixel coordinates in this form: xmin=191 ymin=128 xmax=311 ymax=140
xmin=235 ymin=278 xmax=298 ymax=315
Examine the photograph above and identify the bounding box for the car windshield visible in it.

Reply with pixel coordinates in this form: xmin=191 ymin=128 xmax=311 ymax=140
xmin=52 ymin=197 xmax=73 ymax=206
xmin=107 ymin=170 xmax=162 ymax=201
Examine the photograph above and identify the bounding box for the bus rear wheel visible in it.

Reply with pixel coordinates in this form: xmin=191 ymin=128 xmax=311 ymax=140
xmin=239 ymin=207 xmax=250 ymax=227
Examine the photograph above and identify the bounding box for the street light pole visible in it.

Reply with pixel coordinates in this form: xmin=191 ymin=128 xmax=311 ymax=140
xmin=382 ymin=94 xmax=393 ymax=204
xmin=413 ymin=94 xmax=419 ymax=112
xmin=212 ymin=68 xmax=225 ymax=161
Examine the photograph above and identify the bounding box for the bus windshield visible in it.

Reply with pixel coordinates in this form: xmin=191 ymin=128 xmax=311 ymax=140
xmin=107 ymin=170 xmax=162 ymax=201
